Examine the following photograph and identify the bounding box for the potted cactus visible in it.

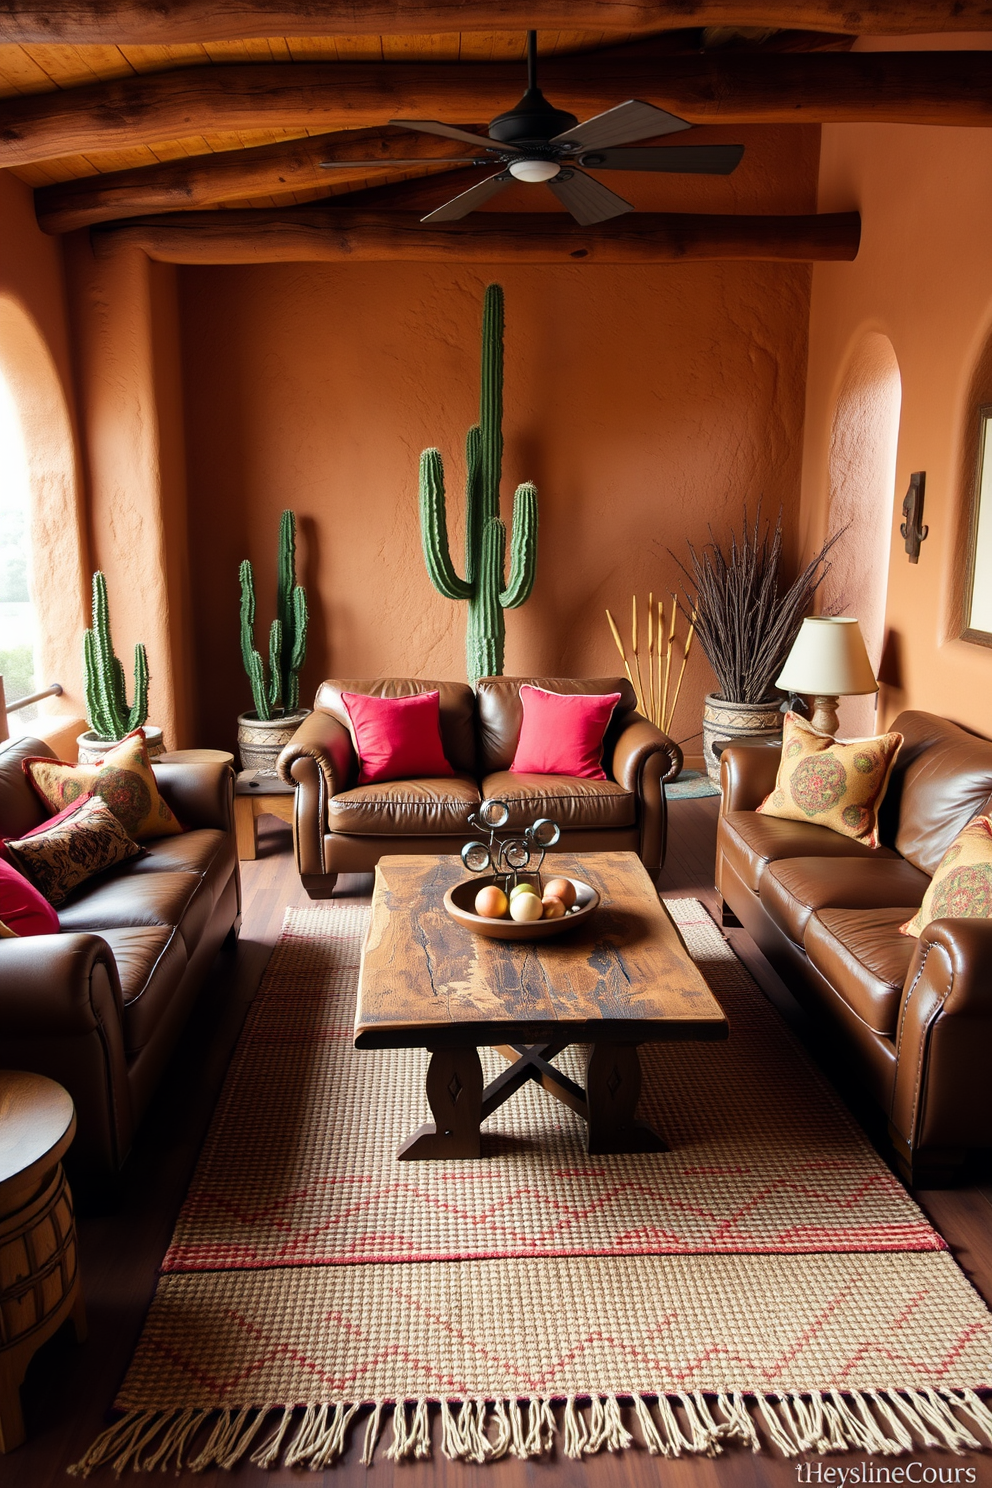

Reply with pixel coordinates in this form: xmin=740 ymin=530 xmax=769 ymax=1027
xmin=77 ymin=570 xmax=162 ymax=764
xmin=237 ymin=509 xmax=309 ymax=771
xmin=419 ymin=282 xmax=538 ymax=682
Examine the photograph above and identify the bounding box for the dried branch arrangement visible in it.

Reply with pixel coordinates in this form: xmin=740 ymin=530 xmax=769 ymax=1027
xmin=606 ymin=593 xmax=695 ymax=735
xmin=675 ymin=506 xmax=843 ymax=705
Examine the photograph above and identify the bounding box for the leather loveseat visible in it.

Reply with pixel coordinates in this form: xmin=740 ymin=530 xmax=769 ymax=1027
xmin=716 ymin=710 xmax=992 ymax=1185
xmin=0 ymin=735 xmax=241 ymax=1188
xmin=279 ymin=676 xmax=682 ymax=897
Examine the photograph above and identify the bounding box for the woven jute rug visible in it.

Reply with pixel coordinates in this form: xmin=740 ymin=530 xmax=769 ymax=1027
xmin=72 ymin=897 xmax=992 ymax=1475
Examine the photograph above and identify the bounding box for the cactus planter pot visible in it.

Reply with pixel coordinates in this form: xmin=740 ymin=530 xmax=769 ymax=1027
xmin=236 ymin=710 xmax=309 ymax=772
xmin=77 ymin=725 xmax=164 ymax=766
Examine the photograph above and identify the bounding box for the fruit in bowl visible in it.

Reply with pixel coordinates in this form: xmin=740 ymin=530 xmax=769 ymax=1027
xmin=474 ymin=880 xmax=569 ymax=923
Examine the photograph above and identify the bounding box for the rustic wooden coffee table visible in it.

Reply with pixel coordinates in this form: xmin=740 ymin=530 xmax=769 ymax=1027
xmin=355 ymin=852 xmax=728 ymax=1160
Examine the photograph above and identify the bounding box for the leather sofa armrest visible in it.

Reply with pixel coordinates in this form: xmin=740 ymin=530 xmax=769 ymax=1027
xmin=719 ymin=742 xmax=782 ymax=813
xmin=611 ymin=715 xmax=681 ymax=876
xmin=153 ymin=761 xmax=235 ymax=832
xmin=611 ymin=715 xmax=682 ymax=791
xmin=278 ymin=708 xmax=355 ymax=796
xmin=890 ymin=918 xmax=992 ymax=1167
xmin=0 ymin=934 xmax=133 ymax=1180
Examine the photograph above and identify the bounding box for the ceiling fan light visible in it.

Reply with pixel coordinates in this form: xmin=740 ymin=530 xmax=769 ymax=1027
xmin=508 ymin=158 xmax=561 ymax=183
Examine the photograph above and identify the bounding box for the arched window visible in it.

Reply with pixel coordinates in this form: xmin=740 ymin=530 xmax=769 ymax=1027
xmin=0 ymin=364 xmax=38 ymax=736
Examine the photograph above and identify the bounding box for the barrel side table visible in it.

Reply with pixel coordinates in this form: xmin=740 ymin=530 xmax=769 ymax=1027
xmin=0 ymin=1071 xmax=86 ymax=1452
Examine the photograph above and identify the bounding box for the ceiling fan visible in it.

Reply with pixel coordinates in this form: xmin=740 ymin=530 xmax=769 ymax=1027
xmin=320 ymin=31 xmax=744 ymax=226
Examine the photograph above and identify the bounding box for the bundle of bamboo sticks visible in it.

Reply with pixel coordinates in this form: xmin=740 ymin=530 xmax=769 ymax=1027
xmin=606 ymin=594 xmax=696 ymax=735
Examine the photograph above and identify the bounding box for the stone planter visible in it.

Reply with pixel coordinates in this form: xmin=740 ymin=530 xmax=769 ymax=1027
xmin=236 ymin=710 xmax=309 ymax=772
xmin=702 ymin=694 xmax=782 ymax=785
xmin=76 ymin=724 xmax=164 ymax=765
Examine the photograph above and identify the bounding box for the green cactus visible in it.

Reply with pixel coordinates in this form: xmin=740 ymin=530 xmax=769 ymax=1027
xmin=419 ymin=283 xmax=538 ymax=682
xmin=239 ymin=509 xmax=309 ymax=720
xmin=82 ymin=570 xmax=149 ymax=741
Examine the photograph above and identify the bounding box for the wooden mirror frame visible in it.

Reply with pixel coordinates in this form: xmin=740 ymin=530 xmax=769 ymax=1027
xmin=961 ymin=403 xmax=992 ymax=648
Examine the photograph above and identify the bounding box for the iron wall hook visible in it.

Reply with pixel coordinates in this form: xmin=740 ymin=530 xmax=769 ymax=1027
xmin=900 ymin=471 xmax=929 ymax=564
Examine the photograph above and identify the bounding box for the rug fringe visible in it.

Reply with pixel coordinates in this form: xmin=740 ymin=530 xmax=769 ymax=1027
xmin=67 ymin=1388 xmax=992 ymax=1474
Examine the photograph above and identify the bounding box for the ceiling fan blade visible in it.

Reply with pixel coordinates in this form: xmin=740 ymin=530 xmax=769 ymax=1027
xmin=547 ymin=168 xmax=634 ymax=226
xmin=320 ymin=158 xmax=486 ymax=168
xmin=389 ymin=119 xmax=518 ymax=153
xmin=578 ymin=144 xmax=745 ymax=175
xmin=421 ymin=171 xmax=513 ymax=222
xmin=552 ymin=100 xmax=692 ymax=150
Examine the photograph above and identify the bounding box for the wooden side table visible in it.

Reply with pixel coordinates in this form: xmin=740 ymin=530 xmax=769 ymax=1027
xmin=234 ymin=769 xmax=296 ymax=860
xmin=156 ymin=748 xmax=235 ymax=767
xmin=0 ymin=1071 xmax=85 ymax=1452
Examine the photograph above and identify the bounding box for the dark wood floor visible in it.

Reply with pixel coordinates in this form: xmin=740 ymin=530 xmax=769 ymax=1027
xmin=9 ymin=798 xmax=992 ymax=1486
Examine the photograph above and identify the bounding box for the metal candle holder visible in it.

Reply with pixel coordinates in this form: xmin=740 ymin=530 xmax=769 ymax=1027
xmin=461 ymin=798 xmax=561 ymax=895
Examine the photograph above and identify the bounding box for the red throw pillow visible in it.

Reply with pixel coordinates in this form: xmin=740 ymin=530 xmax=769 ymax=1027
xmin=341 ymin=690 xmax=455 ymax=786
xmin=510 ymin=685 xmax=622 ymax=780
xmin=0 ymin=857 xmax=60 ymax=936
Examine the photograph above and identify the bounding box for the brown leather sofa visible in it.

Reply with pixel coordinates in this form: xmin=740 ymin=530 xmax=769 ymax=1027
xmin=716 ymin=710 xmax=992 ymax=1185
xmin=0 ymin=735 xmax=241 ymax=1188
xmin=279 ymin=676 xmax=682 ymax=897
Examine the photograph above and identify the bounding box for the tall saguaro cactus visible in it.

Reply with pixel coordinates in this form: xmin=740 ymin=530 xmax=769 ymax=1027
xmin=239 ymin=510 xmax=309 ymax=720
xmin=419 ymin=283 xmax=538 ymax=682
xmin=82 ymin=570 xmax=149 ymax=741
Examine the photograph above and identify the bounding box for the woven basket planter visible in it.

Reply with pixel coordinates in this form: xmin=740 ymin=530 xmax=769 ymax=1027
xmin=701 ymin=694 xmax=782 ymax=785
xmin=236 ymin=710 xmax=309 ymax=772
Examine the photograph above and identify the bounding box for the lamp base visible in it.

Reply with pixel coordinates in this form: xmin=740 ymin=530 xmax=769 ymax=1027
xmin=808 ymin=695 xmax=840 ymax=737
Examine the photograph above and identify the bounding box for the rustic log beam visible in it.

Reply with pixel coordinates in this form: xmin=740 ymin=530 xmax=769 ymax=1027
xmin=0 ymin=0 xmax=988 ymax=44
xmin=35 ymin=127 xmax=480 ymax=234
xmin=90 ymin=206 xmax=860 ymax=263
xmin=5 ymin=53 xmax=992 ymax=170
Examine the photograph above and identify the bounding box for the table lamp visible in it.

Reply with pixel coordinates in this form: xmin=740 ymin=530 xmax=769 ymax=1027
xmin=775 ymin=617 xmax=878 ymax=737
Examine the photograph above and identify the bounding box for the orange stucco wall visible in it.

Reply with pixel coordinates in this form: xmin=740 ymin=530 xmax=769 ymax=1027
xmin=801 ymin=35 xmax=992 ymax=740
xmin=177 ymin=123 xmax=819 ymax=754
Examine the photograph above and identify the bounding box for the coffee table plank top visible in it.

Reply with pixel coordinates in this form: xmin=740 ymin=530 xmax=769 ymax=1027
xmin=355 ymin=852 xmax=727 ymax=1049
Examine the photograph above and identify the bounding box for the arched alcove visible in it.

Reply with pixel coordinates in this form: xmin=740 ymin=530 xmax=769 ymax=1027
xmin=822 ymin=332 xmax=902 ymax=737
xmin=0 ymin=295 xmax=87 ymax=727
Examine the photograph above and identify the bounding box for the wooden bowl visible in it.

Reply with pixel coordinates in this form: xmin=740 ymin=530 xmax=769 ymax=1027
xmin=442 ymin=875 xmax=599 ymax=942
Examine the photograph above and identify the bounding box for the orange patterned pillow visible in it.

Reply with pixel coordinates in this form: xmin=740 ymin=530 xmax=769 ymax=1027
xmin=5 ymin=795 xmax=142 ymax=906
xmin=757 ymin=710 xmax=902 ymax=848
xmin=902 ymin=815 xmax=992 ymax=938
xmin=24 ymin=729 xmax=182 ymax=843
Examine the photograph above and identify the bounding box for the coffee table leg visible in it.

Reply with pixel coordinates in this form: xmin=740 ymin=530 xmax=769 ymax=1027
xmin=585 ymin=1043 xmax=668 ymax=1156
xmin=397 ymin=1046 xmax=483 ymax=1160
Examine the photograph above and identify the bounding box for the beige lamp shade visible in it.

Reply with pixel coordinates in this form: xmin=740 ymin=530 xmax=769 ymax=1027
xmin=776 ymin=617 xmax=878 ymax=697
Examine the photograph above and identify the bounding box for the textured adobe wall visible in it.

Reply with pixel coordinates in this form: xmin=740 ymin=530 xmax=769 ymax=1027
xmin=801 ymin=35 xmax=992 ymax=739
xmin=0 ymin=174 xmax=87 ymax=740
xmin=179 ymin=123 xmax=820 ymax=755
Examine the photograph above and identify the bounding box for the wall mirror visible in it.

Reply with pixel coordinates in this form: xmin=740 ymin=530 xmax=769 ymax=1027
xmin=962 ymin=404 xmax=992 ymax=646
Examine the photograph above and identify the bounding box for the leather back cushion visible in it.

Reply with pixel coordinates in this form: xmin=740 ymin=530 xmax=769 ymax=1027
xmin=883 ymin=711 xmax=992 ymax=875
xmin=313 ymin=679 xmax=477 ymax=776
xmin=475 ymin=677 xmax=638 ymax=776
xmin=0 ymin=736 xmax=56 ymax=842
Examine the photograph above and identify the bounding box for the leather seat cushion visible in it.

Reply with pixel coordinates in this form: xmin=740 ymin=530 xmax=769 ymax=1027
xmin=804 ymin=907 xmax=920 ymax=1036
xmin=57 ymin=869 xmax=203 ymax=932
xmin=97 ymin=926 xmax=189 ymax=1056
xmin=718 ymin=810 xmax=899 ymax=895
xmin=128 ymin=828 xmax=235 ymax=913
xmin=327 ymin=774 xmax=481 ymax=836
xmin=760 ymin=857 xmax=931 ymax=945
xmin=481 ymin=771 xmax=636 ymax=829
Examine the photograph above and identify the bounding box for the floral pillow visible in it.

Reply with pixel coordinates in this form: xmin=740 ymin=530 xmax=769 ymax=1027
xmin=758 ymin=710 xmax=903 ymax=848
xmin=4 ymin=794 xmax=143 ymax=906
xmin=23 ymin=728 xmax=182 ymax=842
xmin=901 ymin=815 xmax=992 ymax=938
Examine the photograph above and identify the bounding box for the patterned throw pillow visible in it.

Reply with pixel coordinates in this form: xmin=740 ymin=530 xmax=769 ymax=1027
xmin=5 ymin=795 xmax=143 ymax=906
xmin=23 ymin=729 xmax=182 ymax=842
xmin=901 ymin=815 xmax=992 ymax=938
xmin=757 ymin=710 xmax=903 ymax=848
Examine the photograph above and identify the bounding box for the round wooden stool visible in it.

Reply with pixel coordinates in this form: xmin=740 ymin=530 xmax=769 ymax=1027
xmin=0 ymin=1071 xmax=86 ymax=1452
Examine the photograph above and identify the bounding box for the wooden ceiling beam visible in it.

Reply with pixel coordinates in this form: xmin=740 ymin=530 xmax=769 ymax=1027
xmin=0 ymin=0 xmax=988 ymax=44
xmin=90 ymin=206 xmax=860 ymax=263
xmin=34 ymin=128 xmax=480 ymax=234
xmin=4 ymin=52 xmax=991 ymax=170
